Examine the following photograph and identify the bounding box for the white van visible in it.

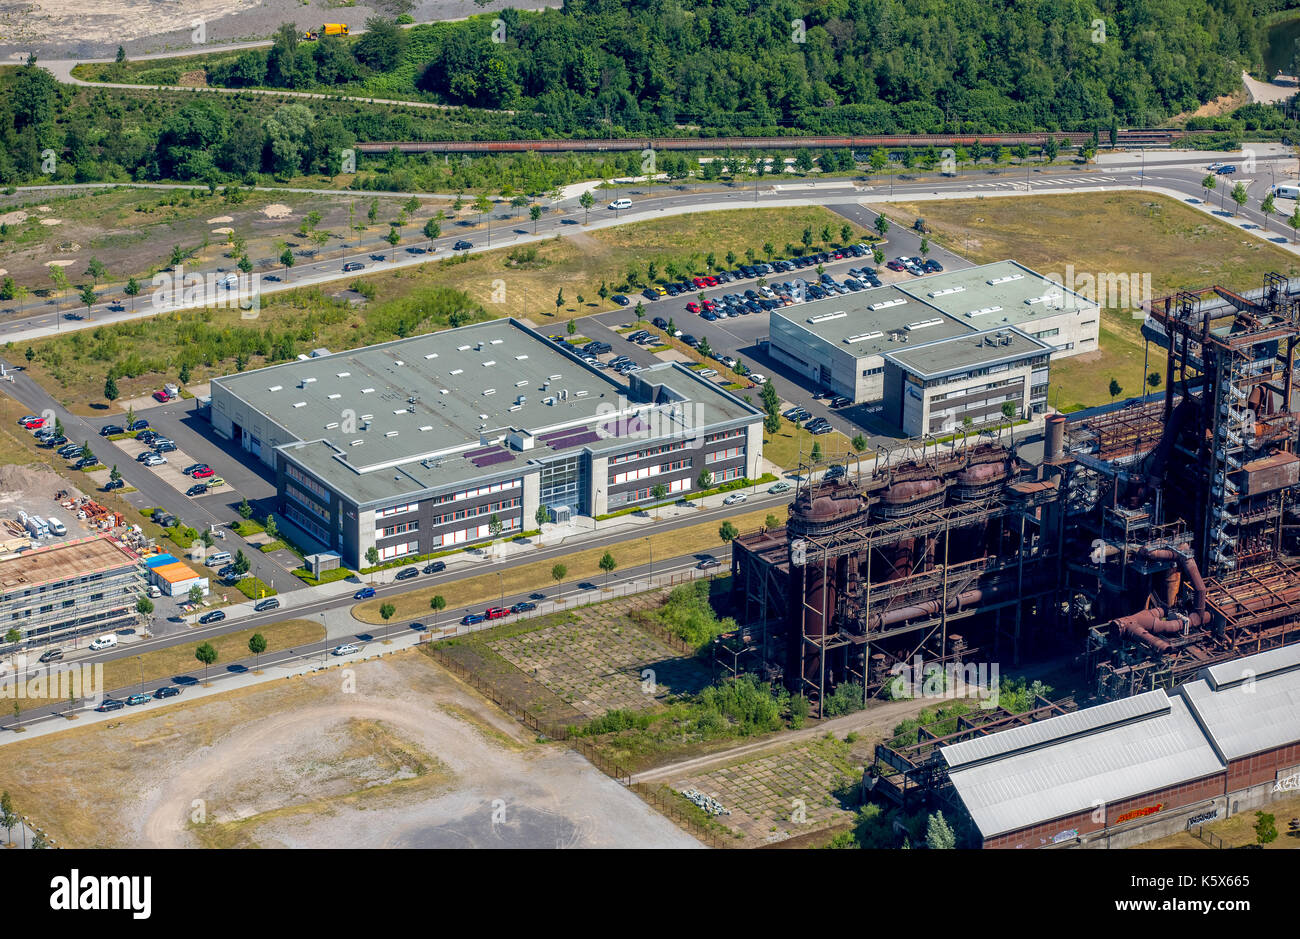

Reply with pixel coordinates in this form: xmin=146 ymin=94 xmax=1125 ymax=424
xmin=607 ymin=198 xmax=633 ymax=211
xmin=46 ymin=517 xmax=67 ymax=536
xmin=1273 ymin=181 xmax=1300 ymax=201
xmin=88 ymin=634 xmax=118 ymax=651
xmin=205 ymin=551 xmax=232 ymax=567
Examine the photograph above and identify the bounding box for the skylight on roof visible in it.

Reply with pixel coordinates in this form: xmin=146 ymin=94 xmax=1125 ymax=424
xmin=870 ymin=298 xmax=906 ymax=311
xmin=988 ymin=274 xmax=1024 ymax=285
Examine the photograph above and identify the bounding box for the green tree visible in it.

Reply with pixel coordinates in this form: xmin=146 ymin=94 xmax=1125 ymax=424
xmin=697 ymin=468 xmax=714 ymax=491
xmin=598 ymin=550 xmax=617 ymax=589
xmin=280 ymin=247 xmax=295 ymax=279
xmin=551 ymin=563 xmax=567 ymax=593
xmin=566 ymin=318 xmax=576 ymax=336
xmin=238 ymin=254 xmax=253 ymax=274
xmin=1108 ymin=378 xmax=1123 ymax=402
xmin=123 ymin=277 xmax=140 ymax=311
xmin=810 ymin=441 xmax=822 ymax=462
xmin=367 ymin=199 xmax=379 ymax=224
xmin=763 ymin=410 xmax=781 ymax=435
xmin=103 ymin=373 xmax=118 ymax=402
xmin=169 ymin=244 xmax=186 ymax=267
xmin=429 ymin=595 xmax=446 ymax=626
xmin=79 ymin=440 xmax=94 ymax=462
xmin=535 ymin=504 xmax=549 ymax=528
xmin=195 ymin=641 xmax=218 ymax=682
xmin=1201 ymin=173 xmax=1216 ymax=205
xmin=488 ymin=514 xmax=503 ymax=538
xmin=1291 ymin=206 xmax=1300 ymax=245
xmin=366 ymin=546 xmax=380 ymax=567
xmin=1230 ymin=181 xmax=1248 ymax=215
xmin=238 ymin=497 xmax=253 ymax=519
xmin=379 ymin=601 xmax=396 ymax=640
xmin=529 ymin=204 xmax=542 ymax=233
xmin=0 ymin=791 xmax=15 ymax=846
xmin=1261 ymin=192 xmax=1276 ymax=232
xmin=80 ymin=283 xmax=97 ymax=315
xmin=264 ymin=514 xmax=278 ymax=539
xmin=579 ymin=189 xmax=595 ymax=223
xmin=719 ymin=520 xmax=739 ymax=543
xmin=85 ymin=257 xmax=107 ymax=285
xmin=874 ymin=215 xmax=890 ymax=237
xmin=839 ymin=224 xmax=852 ymax=245
xmin=188 ymin=584 xmax=203 ymax=605
xmin=1001 ymin=400 xmax=1017 ymax=420
xmin=1255 ymin=811 xmax=1278 ymax=845
xmin=422 ymin=218 xmax=440 ymax=240
xmin=386 ymin=227 xmax=400 ymax=248
xmin=765 ymin=513 xmax=780 ymax=529
xmin=555 ymin=289 xmax=564 ymax=316
xmin=234 ymin=549 xmax=250 ymax=576
xmin=248 ymin=632 xmax=267 ymax=670
xmin=926 ymin=811 xmax=957 ymax=849
xmin=1147 ymin=371 xmax=1162 ymax=389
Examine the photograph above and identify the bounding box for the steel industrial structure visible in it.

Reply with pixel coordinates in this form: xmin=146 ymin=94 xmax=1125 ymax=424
xmin=730 ymin=273 xmax=1300 ymax=714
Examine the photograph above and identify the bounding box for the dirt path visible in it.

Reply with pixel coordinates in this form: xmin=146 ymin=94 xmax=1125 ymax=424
xmin=631 ymin=694 xmax=979 ymax=785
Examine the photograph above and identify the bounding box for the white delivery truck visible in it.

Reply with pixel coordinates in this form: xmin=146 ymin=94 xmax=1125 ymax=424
xmin=1273 ymin=181 xmax=1300 ymax=200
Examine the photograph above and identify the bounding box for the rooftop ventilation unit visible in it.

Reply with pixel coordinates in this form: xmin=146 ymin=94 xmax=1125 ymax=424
xmin=544 ymin=396 xmax=556 ymax=406
xmin=575 ymin=390 xmax=589 ymax=398
xmin=336 ymin=371 xmax=350 ymax=378
xmin=844 ymin=331 xmax=884 ymax=343
xmin=450 ymin=369 xmax=463 ymax=376
xmin=1025 ymin=293 xmax=1062 ymax=305
xmin=419 ymin=425 xmax=433 ymax=432
xmin=483 ymin=360 xmax=496 ymax=367
xmin=515 ymin=354 xmax=529 ymax=361
xmin=906 ymin=318 xmax=944 ymax=331
xmin=988 ymin=274 xmax=1024 ymax=285
xmin=458 ymin=345 xmax=471 ymax=352
xmin=325 ymin=422 xmax=339 ymax=430
xmin=439 ymin=389 xmax=450 ymax=395
xmin=515 ymin=380 xmax=529 ymax=387
xmin=870 ymin=298 xmax=907 ymax=311
xmin=929 ymin=286 xmax=966 ymax=297
xmin=515 ymin=395 xmax=527 ymax=405
xmin=483 ymin=388 xmax=496 ymax=396
xmin=424 ymin=353 xmax=438 ymax=360
xmin=268 ymin=385 xmax=282 ymax=392
xmin=490 ymin=339 xmax=504 ymax=345
xmin=508 ymin=405 xmax=522 ymax=412
xmin=807 ymin=311 xmax=848 ymax=324
xmin=474 ymin=342 xmax=484 ymax=351
xmin=299 ymin=377 xmax=317 ymax=386
xmin=966 ymin=306 xmax=1004 ymax=318
xmin=385 ymin=431 xmax=398 ymax=437
xmin=394 ymin=360 xmax=404 ymax=367
xmin=292 ymin=401 xmax=307 ymax=408
xmin=361 ymin=387 xmax=375 ymax=394
xmin=549 ymin=374 xmax=562 ymax=381
xmin=327 ymin=393 xmax=341 ymax=400
xmin=1000 ymin=334 xmax=1013 ymax=346
xmin=350 ymin=440 xmax=363 ymax=447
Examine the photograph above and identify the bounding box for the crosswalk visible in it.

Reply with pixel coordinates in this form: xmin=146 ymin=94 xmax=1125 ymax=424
xmin=962 ymin=175 xmax=1117 ymax=189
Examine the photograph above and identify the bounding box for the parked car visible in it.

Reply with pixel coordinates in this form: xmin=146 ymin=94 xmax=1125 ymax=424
xmin=611 ymin=294 xmax=630 ymax=306
xmin=254 ymin=597 xmax=280 ymax=612
xmin=41 ymin=435 xmax=67 ymax=448
xmin=207 ymin=477 xmax=226 ymax=489
xmin=748 ymin=373 xmax=768 ymax=384
xmin=182 ymin=463 xmax=206 ymax=475
xmin=152 ymin=390 xmax=170 ymax=403
xmin=136 ymin=450 xmax=157 ymax=463
xmin=830 ymin=396 xmax=852 ymax=409
xmin=354 ymin=586 xmax=376 ymax=600
xmin=396 ymin=567 xmax=419 ymax=581
xmin=453 ymin=240 xmax=473 ymax=251
xmin=20 ymin=416 xmax=45 ymax=430
xmin=95 ymin=699 xmax=125 ymax=712
xmin=38 ymin=648 xmax=63 ymax=663
xmin=192 ymin=466 xmax=215 ymax=479
xmin=342 ymin=261 xmax=364 ymax=272
xmin=1216 ymin=164 xmax=1237 ymax=175
xmin=142 ymin=454 xmax=167 ymax=467
xmin=154 ymin=512 xmax=178 ymax=528
xmin=825 ymin=465 xmax=847 ymax=480
xmin=153 ymin=439 xmax=177 ymax=453
xmin=186 ymin=484 xmax=209 ymax=497
xmin=126 ymin=693 xmax=153 ymax=707
xmin=923 ymin=259 xmax=944 ymax=273
xmin=696 ymin=556 xmax=720 ymax=570
xmin=460 ymin=612 xmax=486 ymax=625
xmin=128 ymin=419 xmax=150 ymax=432
xmin=722 ymin=493 xmax=748 ymax=505
xmin=104 ymin=479 xmax=126 ymax=491
xmin=484 ymin=606 xmax=509 ymax=619
xmin=153 ymin=686 xmax=180 ymax=699
xmin=332 ymin=644 xmax=359 ymax=656
xmin=198 ymin=610 xmax=226 ymax=625
xmin=607 ymin=198 xmax=633 ymax=210
xmin=99 ymin=424 xmax=123 ymax=437
xmin=74 ymin=456 xmax=100 ymax=470
xmin=509 ymin=601 xmax=537 ymax=614
xmin=769 ymin=481 xmax=793 ymax=494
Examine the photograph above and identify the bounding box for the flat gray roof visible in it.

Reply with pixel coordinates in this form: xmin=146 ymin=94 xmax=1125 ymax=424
xmin=943 ymin=690 xmax=1225 ymax=839
xmin=884 ymin=326 xmax=1051 ymax=379
xmin=214 ymin=319 xmax=760 ymax=506
xmin=896 ymin=260 xmax=1097 ymax=329
xmin=773 ymin=286 xmax=973 ymax=357
xmin=1178 ymin=644 xmax=1300 ymax=761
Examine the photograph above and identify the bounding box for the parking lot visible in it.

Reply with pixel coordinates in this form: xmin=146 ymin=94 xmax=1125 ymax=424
xmin=583 ymin=219 xmax=971 ymax=449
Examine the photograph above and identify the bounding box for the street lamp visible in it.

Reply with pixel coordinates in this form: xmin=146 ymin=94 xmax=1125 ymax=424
xmin=497 ymin=570 xmax=504 ymax=612
xmin=645 ymin=536 xmax=652 ymax=588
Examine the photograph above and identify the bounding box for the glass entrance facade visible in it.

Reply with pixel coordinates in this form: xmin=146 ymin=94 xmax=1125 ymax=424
xmin=539 ymin=454 xmax=586 ymax=516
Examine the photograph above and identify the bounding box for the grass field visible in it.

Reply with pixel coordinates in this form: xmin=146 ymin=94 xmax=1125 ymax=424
xmin=877 ymin=192 xmax=1300 ymax=411
xmin=10 ymin=619 xmax=325 ymax=708
xmin=17 ymin=206 xmax=861 ymax=411
xmin=762 ymin=417 xmax=856 ymax=470
xmin=1139 ymin=792 xmax=1300 ymax=849
xmin=351 ymin=506 xmax=772 ymax=624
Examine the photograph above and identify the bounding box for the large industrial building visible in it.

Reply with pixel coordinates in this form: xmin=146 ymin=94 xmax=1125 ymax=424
xmin=916 ymin=643 xmax=1300 ymax=849
xmin=729 ymin=272 xmax=1300 ymax=726
xmin=767 ymin=260 xmax=1099 ymax=416
xmin=209 ymin=319 xmax=765 ymax=568
xmin=0 ymin=535 xmax=144 ymax=647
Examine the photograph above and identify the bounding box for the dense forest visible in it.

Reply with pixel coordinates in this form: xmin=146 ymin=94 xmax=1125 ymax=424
xmin=0 ymin=0 xmax=1288 ymax=188
xmin=161 ymin=0 xmax=1259 ymax=134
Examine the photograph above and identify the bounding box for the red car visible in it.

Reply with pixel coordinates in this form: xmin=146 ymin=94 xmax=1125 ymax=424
xmin=692 ymin=277 xmax=707 ymax=288
xmin=20 ymin=416 xmax=45 ymax=430
xmin=192 ymin=466 xmax=215 ymax=479
xmin=152 ymin=390 xmax=170 ymax=403
xmin=886 ymin=258 xmax=907 ymax=271
xmin=704 ymin=276 xmax=719 ymax=286
xmin=484 ymin=606 xmax=509 ymax=619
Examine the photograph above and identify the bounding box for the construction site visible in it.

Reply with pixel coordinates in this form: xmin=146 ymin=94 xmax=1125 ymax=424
xmin=728 ymin=271 xmax=1300 ymax=716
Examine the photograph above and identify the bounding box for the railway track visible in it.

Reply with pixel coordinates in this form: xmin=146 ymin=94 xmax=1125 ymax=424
xmin=355 ymin=128 xmax=1215 ymax=155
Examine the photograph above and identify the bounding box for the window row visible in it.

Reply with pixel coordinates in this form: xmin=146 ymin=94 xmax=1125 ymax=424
xmin=609 ymin=439 xmax=689 ymax=465
xmin=431 ymin=478 xmax=521 ymax=505
xmin=432 ymin=497 xmax=521 ymax=526
xmin=706 ymin=446 xmax=745 ymax=464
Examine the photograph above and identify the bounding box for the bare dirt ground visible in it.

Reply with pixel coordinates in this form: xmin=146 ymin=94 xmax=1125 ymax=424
xmin=2 ymin=649 xmax=698 ymax=848
xmin=0 ymin=0 xmax=562 ymax=60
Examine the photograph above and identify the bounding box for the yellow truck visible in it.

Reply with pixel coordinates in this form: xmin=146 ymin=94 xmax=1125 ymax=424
xmin=302 ymin=23 xmax=348 ymax=41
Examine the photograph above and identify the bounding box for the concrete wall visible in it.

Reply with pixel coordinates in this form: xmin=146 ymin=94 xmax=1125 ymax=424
xmin=745 ymin=421 xmax=764 ymax=479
